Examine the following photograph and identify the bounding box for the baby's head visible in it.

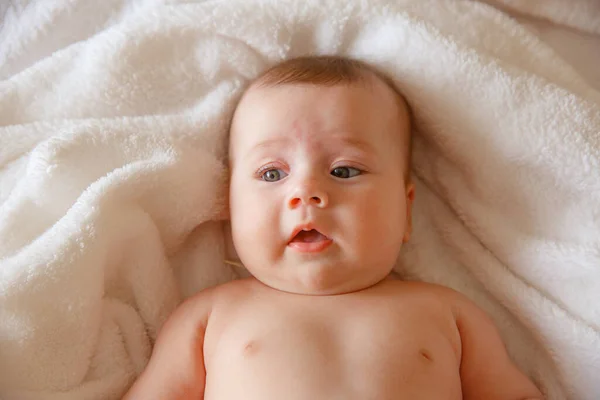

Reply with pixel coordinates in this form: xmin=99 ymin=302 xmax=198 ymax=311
xmin=228 ymin=56 xmax=415 ymax=295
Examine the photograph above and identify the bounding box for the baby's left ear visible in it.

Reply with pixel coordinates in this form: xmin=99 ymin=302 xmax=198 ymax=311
xmin=406 ymin=182 xmax=415 ymax=204
xmin=402 ymin=183 xmax=415 ymax=243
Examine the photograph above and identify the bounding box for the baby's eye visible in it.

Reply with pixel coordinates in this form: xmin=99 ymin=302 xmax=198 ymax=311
xmin=331 ymin=166 xmax=361 ymax=179
xmin=261 ymin=169 xmax=288 ymax=182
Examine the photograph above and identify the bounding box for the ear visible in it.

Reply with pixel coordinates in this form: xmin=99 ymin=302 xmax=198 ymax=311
xmin=216 ymin=205 xmax=230 ymax=220
xmin=215 ymin=172 xmax=231 ymax=220
xmin=215 ymin=185 xmax=231 ymax=221
xmin=402 ymin=182 xmax=415 ymax=243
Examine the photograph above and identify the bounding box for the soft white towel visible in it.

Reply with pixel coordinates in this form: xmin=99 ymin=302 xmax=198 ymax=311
xmin=481 ymin=0 xmax=600 ymax=35
xmin=0 ymin=0 xmax=598 ymax=399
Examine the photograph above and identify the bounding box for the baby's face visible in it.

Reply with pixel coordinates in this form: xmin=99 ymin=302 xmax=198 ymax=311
xmin=228 ymin=77 xmax=414 ymax=295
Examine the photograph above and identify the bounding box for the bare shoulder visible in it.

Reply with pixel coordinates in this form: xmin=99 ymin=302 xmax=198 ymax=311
xmin=383 ymin=279 xmax=465 ymax=305
xmin=180 ymin=278 xmax=255 ymax=308
xmin=123 ymin=280 xmax=247 ymax=399
xmin=154 ymin=283 xmax=221 ymax=339
xmin=206 ymin=277 xmax=261 ymax=302
xmin=386 ymin=280 xmax=478 ymax=312
xmin=383 ymin=279 xmax=493 ymax=336
xmin=155 ymin=278 xmax=255 ymax=335
xmin=186 ymin=277 xmax=265 ymax=319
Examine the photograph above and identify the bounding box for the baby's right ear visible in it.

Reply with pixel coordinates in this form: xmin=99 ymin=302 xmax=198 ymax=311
xmin=215 ymin=190 xmax=230 ymax=220
xmin=214 ymin=182 xmax=230 ymax=221
xmin=215 ymin=169 xmax=231 ymax=220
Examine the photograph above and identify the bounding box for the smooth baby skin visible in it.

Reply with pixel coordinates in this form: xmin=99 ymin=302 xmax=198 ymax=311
xmin=125 ymin=277 xmax=542 ymax=399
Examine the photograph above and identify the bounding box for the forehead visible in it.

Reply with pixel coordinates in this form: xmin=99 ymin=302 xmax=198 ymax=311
xmin=230 ymin=78 xmax=408 ymax=155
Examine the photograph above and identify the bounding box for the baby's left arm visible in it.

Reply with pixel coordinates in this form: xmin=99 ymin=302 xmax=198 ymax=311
xmin=451 ymin=291 xmax=544 ymax=400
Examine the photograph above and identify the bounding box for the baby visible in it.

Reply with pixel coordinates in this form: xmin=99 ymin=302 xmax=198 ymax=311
xmin=124 ymin=56 xmax=543 ymax=399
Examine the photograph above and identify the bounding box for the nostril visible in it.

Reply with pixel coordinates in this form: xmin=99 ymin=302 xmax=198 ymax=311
xmin=289 ymin=194 xmax=326 ymax=208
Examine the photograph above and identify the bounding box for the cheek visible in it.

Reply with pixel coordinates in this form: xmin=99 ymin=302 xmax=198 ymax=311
xmin=230 ymin=181 xmax=281 ymax=258
xmin=342 ymin=185 xmax=406 ymax=246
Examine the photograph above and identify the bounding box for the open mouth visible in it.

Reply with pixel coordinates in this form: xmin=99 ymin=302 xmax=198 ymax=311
xmin=288 ymin=229 xmax=332 ymax=253
xmin=291 ymin=229 xmax=328 ymax=243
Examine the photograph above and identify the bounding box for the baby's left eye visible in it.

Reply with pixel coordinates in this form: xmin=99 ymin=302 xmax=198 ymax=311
xmin=331 ymin=166 xmax=361 ymax=179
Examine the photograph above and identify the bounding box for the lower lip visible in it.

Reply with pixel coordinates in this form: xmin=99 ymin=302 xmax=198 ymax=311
xmin=288 ymin=239 xmax=333 ymax=253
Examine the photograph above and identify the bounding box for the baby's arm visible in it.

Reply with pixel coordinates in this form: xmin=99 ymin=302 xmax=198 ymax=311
xmin=123 ymin=289 xmax=214 ymax=400
xmin=451 ymin=291 xmax=544 ymax=400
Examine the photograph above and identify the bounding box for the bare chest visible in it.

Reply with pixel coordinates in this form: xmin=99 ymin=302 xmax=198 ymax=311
xmin=203 ymin=290 xmax=462 ymax=399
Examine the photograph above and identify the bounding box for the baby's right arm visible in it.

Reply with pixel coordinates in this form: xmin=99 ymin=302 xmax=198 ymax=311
xmin=123 ymin=288 xmax=214 ymax=400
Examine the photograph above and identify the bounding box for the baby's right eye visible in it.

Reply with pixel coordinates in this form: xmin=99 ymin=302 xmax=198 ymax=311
xmin=261 ymin=169 xmax=288 ymax=182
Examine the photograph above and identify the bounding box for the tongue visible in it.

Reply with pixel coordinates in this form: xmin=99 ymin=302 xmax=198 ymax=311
xmin=292 ymin=229 xmax=327 ymax=243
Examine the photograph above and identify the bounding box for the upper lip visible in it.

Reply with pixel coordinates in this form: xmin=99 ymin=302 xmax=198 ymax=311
xmin=288 ymin=223 xmax=330 ymax=243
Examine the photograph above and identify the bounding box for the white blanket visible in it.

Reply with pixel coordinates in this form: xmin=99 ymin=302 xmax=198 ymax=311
xmin=1 ymin=0 xmax=599 ymax=399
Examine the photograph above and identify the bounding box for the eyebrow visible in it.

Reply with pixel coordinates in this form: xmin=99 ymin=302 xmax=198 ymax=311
xmin=251 ymin=136 xmax=294 ymax=152
xmin=251 ymin=134 xmax=375 ymax=154
xmin=330 ymin=135 xmax=375 ymax=154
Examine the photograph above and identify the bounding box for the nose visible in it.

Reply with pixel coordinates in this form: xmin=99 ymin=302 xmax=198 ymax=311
xmin=288 ymin=179 xmax=329 ymax=209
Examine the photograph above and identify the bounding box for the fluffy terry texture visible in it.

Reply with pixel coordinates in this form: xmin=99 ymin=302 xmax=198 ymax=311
xmin=483 ymin=0 xmax=600 ymax=35
xmin=1 ymin=0 xmax=599 ymax=399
